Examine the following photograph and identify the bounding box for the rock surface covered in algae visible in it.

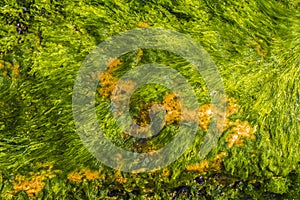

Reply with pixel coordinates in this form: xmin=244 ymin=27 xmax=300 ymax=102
xmin=0 ymin=0 xmax=299 ymax=199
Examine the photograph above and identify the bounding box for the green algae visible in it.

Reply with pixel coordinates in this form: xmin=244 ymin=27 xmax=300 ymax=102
xmin=0 ymin=0 xmax=300 ymax=199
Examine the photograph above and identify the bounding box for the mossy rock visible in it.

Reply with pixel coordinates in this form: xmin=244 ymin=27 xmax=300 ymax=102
xmin=0 ymin=0 xmax=299 ymax=199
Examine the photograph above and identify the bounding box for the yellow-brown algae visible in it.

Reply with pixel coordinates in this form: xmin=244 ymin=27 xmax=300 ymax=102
xmin=137 ymin=22 xmax=150 ymax=28
xmin=12 ymin=64 xmax=20 ymax=78
xmin=98 ymin=57 xmax=122 ymax=97
xmin=226 ymin=120 xmax=256 ymax=148
xmin=163 ymin=93 xmax=181 ymax=124
xmin=246 ymin=40 xmax=268 ymax=57
xmin=161 ymin=168 xmax=170 ymax=178
xmin=225 ymin=98 xmax=238 ymax=118
xmin=131 ymin=168 xmax=147 ymax=174
xmin=211 ymin=152 xmax=227 ymax=170
xmin=198 ymin=104 xmax=213 ymax=130
xmin=99 ymin=72 xmax=118 ymax=97
xmin=100 ymin=174 xmax=106 ymax=180
xmin=3 ymin=70 xmax=9 ymax=77
xmin=0 ymin=60 xmax=12 ymax=69
xmin=136 ymin=103 xmax=154 ymax=126
xmin=186 ymin=160 xmax=209 ymax=172
xmin=83 ymin=169 xmax=99 ymax=181
xmin=107 ymin=57 xmax=122 ymax=69
xmin=13 ymin=174 xmax=45 ymax=198
xmin=136 ymin=48 xmax=143 ymax=64
xmin=67 ymin=171 xmax=83 ymax=183
xmin=114 ymin=171 xmax=127 ymax=184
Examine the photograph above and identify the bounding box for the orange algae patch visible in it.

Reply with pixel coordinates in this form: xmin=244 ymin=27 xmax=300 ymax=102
xmin=211 ymin=152 xmax=227 ymax=170
xmin=114 ymin=171 xmax=127 ymax=184
xmin=136 ymin=48 xmax=143 ymax=64
xmin=12 ymin=162 xmax=57 ymax=198
xmin=246 ymin=40 xmax=268 ymax=57
xmin=220 ymin=98 xmax=256 ymax=148
xmin=99 ymin=73 xmax=117 ymax=97
xmin=0 ymin=60 xmax=12 ymax=69
xmin=83 ymin=169 xmax=99 ymax=181
xmin=163 ymin=93 xmax=181 ymax=124
xmin=226 ymin=120 xmax=256 ymax=148
xmin=186 ymin=152 xmax=227 ymax=173
xmin=68 ymin=169 xmax=100 ymax=182
xmin=13 ymin=175 xmax=45 ymax=198
xmin=0 ymin=61 xmax=20 ymax=78
xmin=137 ymin=22 xmax=150 ymax=28
xmin=161 ymin=168 xmax=170 ymax=178
xmin=225 ymin=98 xmax=238 ymax=118
xmin=107 ymin=57 xmax=122 ymax=69
xmin=186 ymin=160 xmax=209 ymax=172
xmin=198 ymin=104 xmax=213 ymax=130
xmin=67 ymin=171 xmax=83 ymax=183
xmin=98 ymin=57 xmax=122 ymax=97
xmin=13 ymin=64 xmax=20 ymax=78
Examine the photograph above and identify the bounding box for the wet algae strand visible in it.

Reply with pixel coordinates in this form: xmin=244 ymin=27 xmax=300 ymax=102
xmin=0 ymin=0 xmax=299 ymax=199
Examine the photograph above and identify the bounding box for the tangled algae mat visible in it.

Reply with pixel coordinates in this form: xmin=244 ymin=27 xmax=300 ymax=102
xmin=0 ymin=0 xmax=299 ymax=199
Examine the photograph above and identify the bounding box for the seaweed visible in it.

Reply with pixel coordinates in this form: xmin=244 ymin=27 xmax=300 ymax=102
xmin=0 ymin=0 xmax=299 ymax=199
